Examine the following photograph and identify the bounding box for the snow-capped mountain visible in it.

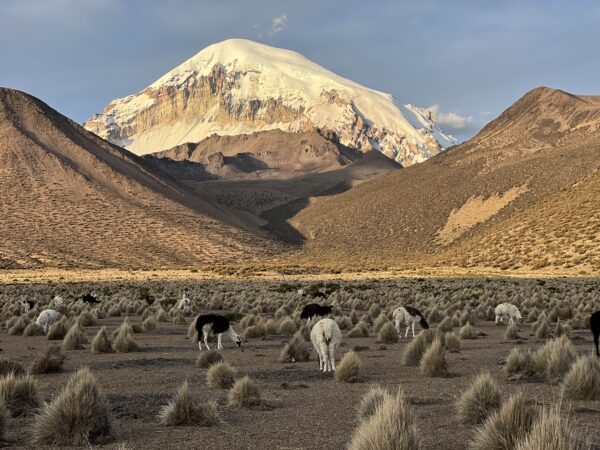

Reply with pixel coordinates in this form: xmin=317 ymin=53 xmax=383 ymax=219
xmin=84 ymin=39 xmax=456 ymax=165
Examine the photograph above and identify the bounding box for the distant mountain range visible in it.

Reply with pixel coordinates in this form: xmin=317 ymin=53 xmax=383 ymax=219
xmin=84 ymin=39 xmax=456 ymax=167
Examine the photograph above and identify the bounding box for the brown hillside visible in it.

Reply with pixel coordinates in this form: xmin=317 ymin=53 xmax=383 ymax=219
xmin=145 ymin=129 xmax=361 ymax=181
xmin=288 ymin=87 xmax=600 ymax=268
xmin=0 ymin=88 xmax=281 ymax=269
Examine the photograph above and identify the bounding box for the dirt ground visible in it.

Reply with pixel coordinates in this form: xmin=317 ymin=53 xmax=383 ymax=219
xmin=2 ymin=313 xmax=599 ymax=450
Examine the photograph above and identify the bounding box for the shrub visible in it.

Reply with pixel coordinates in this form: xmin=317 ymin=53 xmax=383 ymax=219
xmin=279 ymin=332 xmax=310 ymax=362
xmin=535 ymin=319 xmax=550 ymax=339
xmin=357 ymin=385 xmax=391 ymax=422
xmin=131 ymin=322 xmax=144 ymax=333
xmin=534 ymin=336 xmax=577 ymax=381
xmin=561 ymin=355 xmax=600 ymax=400
xmin=143 ymin=315 xmax=157 ymax=331
xmin=505 ymin=348 xmax=537 ymax=377
xmin=457 ymin=373 xmax=502 ymax=425
xmin=0 ymin=373 xmax=39 ymax=416
xmin=112 ymin=326 xmax=139 ymax=353
xmin=62 ymin=323 xmax=88 ymax=350
xmin=244 ymin=324 xmax=266 ymax=339
xmin=336 ymin=351 xmax=361 ymax=383
xmin=173 ymin=313 xmax=187 ymax=325
xmin=0 ymin=359 xmax=26 ymax=377
xmin=278 ymin=318 xmax=297 ymax=335
xmin=30 ymin=346 xmax=66 ymax=374
xmin=377 ymin=323 xmax=399 ymax=344
xmin=514 ymin=405 xmax=586 ymax=450
xmin=505 ymin=323 xmax=520 ymax=340
xmin=8 ymin=317 xmax=29 ymax=335
xmin=23 ymin=323 xmax=45 ymax=337
xmin=402 ymin=329 xmax=435 ymax=366
xmin=47 ymin=317 xmax=67 ymax=340
xmin=196 ymin=350 xmax=224 ymax=369
xmin=91 ymin=327 xmax=113 ymax=354
xmin=108 ymin=306 xmax=120 ymax=317
xmin=33 ymin=367 xmax=110 ymax=445
xmin=445 ymin=332 xmax=460 ymax=353
xmin=438 ymin=316 xmax=454 ymax=332
xmin=206 ymin=362 xmax=235 ymax=389
xmin=459 ymin=322 xmax=476 ymax=339
xmin=469 ymin=392 xmax=537 ymax=450
xmin=156 ymin=308 xmax=168 ymax=322
xmin=228 ymin=376 xmax=261 ymax=408
xmin=158 ymin=381 xmax=220 ymax=426
xmin=78 ymin=311 xmax=97 ymax=327
xmin=349 ymin=388 xmax=422 ymax=450
xmin=419 ymin=338 xmax=448 ymax=377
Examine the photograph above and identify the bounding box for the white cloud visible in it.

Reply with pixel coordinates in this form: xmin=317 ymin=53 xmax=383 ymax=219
xmin=269 ymin=14 xmax=288 ymax=36
xmin=425 ymin=105 xmax=474 ymax=130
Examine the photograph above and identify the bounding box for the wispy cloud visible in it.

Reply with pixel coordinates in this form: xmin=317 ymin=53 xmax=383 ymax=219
xmin=425 ymin=105 xmax=474 ymax=130
xmin=269 ymin=14 xmax=288 ymax=36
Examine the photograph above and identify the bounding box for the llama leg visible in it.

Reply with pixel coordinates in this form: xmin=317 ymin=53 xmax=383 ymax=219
xmin=595 ymin=332 xmax=599 ymax=357
xmin=217 ymin=334 xmax=222 ymax=350
xmin=319 ymin=343 xmax=329 ymax=372
xmin=412 ymin=321 xmax=416 ymax=338
xmin=405 ymin=325 xmax=409 ymax=338
xmin=329 ymin=345 xmax=336 ymax=372
xmin=204 ymin=331 xmax=211 ymax=351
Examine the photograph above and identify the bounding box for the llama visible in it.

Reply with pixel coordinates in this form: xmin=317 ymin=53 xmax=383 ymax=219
xmin=52 ymin=295 xmax=63 ymax=307
xmin=299 ymin=290 xmax=328 ymax=300
xmin=591 ymin=311 xmax=600 ymax=356
xmin=310 ymin=318 xmax=342 ymax=372
xmin=494 ymin=303 xmax=523 ymax=324
xmin=36 ymin=309 xmax=61 ymax=334
xmin=19 ymin=300 xmax=34 ymax=313
xmin=177 ymin=293 xmax=191 ymax=310
xmin=393 ymin=306 xmax=429 ymax=338
xmin=300 ymin=303 xmax=333 ymax=324
xmin=195 ymin=314 xmax=241 ymax=350
xmin=82 ymin=294 xmax=100 ymax=306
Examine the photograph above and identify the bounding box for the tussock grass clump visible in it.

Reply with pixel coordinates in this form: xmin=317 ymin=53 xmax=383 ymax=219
xmin=0 ymin=359 xmax=25 ymax=377
xmin=402 ymin=329 xmax=435 ymax=366
xmin=459 ymin=322 xmax=476 ymax=339
xmin=244 ymin=323 xmax=266 ymax=339
xmin=505 ymin=323 xmax=520 ymax=340
xmin=514 ymin=406 xmax=586 ymax=450
xmin=0 ymin=373 xmax=40 ymax=416
xmin=534 ymin=336 xmax=576 ymax=381
xmin=112 ymin=326 xmax=139 ymax=353
xmin=92 ymin=327 xmax=113 ymax=354
xmin=336 ymin=351 xmax=361 ymax=383
xmin=108 ymin=306 xmax=120 ymax=317
xmin=156 ymin=308 xmax=168 ymax=322
xmin=347 ymin=324 xmax=369 ymax=338
xmin=131 ymin=322 xmax=144 ymax=333
xmin=143 ymin=315 xmax=157 ymax=331
xmin=173 ymin=313 xmax=187 ymax=325
xmin=228 ymin=376 xmax=261 ymax=408
xmin=277 ymin=318 xmax=297 ymax=335
xmin=279 ymin=332 xmax=309 ymax=362
xmin=33 ymin=367 xmax=110 ymax=445
xmin=187 ymin=318 xmax=198 ymax=340
xmin=30 ymin=346 xmax=66 ymax=374
xmin=159 ymin=381 xmax=220 ymax=426
xmin=505 ymin=348 xmax=538 ymax=377
xmin=561 ymin=355 xmax=600 ymax=400
xmin=469 ymin=392 xmax=537 ymax=450
xmin=206 ymin=362 xmax=235 ymax=389
xmin=62 ymin=323 xmax=88 ymax=350
xmin=357 ymin=385 xmax=391 ymax=422
xmin=535 ymin=319 xmax=550 ymax=339
xmin=23 ymin=322 xmax=45 ymax=337
xmin=349 ymin=388 xmax=422 ymax=450
xmin=196 ymin=350 xmax=224 ymax=369
xmin=457 ymin=373 xmax=502 ymax=424
xmin=419 ymin=338 xmax=448 ymax=377
xmin=377 ymin=323 xmax=399 ymax=344
xmin=438 ymin=316 xmax=454 ymax=332
xmin=47 ymin=317 xmax=67 ymax=340
xmin=78 ymin=311 xmax=97 ymax=327
xmin=8 ymin=317 xmax=29 ymax=335
xmin=445 ymin=332 xmax=460 ymax=353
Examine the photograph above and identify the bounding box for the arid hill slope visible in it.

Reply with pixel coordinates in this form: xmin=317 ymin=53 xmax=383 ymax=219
xmin=145 ymin=129 xmax=361 ymax=181
xmin=289 ymin=87 xmax=600 ymax=269
xmin=0 ymin=88 xmax=281 ymax=269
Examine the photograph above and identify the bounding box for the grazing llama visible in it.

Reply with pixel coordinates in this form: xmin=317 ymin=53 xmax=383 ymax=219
xmin=494 ymin=303 xmax=523 ymax=324
xmin=300 ymin=303 xmax=333 ymax=324
xmin=36 ymin=309 xmax=61 ymax=334
xmin=82 ymin=294 xmax=100 ymax=305
xmin=310 ymin=318 xmax=342 ymax=372
xmin=195 ymin=314 xmax=241 ymax=350
xmin=393 ymin=306 xmax=429 ymax=338
xmin=20 ymin=300 xmax=34 ymax=313
xmin=177 ymin=292 xmax=192 ymax=310
xmin=591 ymin=311 xmax=600 ymax=356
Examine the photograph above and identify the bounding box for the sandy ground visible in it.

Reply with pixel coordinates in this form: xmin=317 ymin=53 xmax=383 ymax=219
xmin=2 ymin=316 xmax=599 ymax=450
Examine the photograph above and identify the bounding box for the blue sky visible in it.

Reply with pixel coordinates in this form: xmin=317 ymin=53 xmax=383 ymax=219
xmin=1 ymin=0 xmax=599 ymax=140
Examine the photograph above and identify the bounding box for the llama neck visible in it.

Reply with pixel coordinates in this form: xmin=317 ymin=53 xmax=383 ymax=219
xmin=227 ymin=327 xmax=238 ymax=342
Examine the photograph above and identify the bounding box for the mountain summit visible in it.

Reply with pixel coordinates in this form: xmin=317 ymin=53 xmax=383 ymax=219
xmin=84 ymin=39 xmax=455 ymax=165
